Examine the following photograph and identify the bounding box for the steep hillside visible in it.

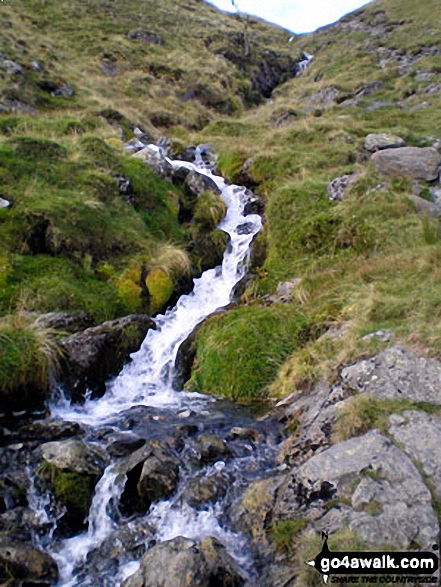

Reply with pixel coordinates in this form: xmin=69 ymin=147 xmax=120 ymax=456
xmin=185 ymin=0 xmax=441 ymax=400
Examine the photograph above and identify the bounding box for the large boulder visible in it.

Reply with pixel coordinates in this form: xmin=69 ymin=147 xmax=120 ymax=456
xmin=0 ymin=539 xmax=58 ymax=585
xmin=34 ymin=311 xmax=93 ymax=334
xmin=118 ymin=440 xmax=180 ymax=515
xmin=121 ymin=536 xmax=244 ymax=587
xmin=60 ymin=314 xmax=155 ymax=402
xmin=371 ymin=146 xmax=441 ymax=181
xmin=341 ymin=345 xmax=441 ymax=404
xmin=38 ymin=439 xmax=108 ymax=535
xmin=290 ymin=430 xmax=438 ymax=549
xmin=364 ymin=133 xmax=406 ymax=152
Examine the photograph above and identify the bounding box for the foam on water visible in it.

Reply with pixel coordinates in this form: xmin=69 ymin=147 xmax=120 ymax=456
xmin=51 ymin=149 xmax=262 ymax=426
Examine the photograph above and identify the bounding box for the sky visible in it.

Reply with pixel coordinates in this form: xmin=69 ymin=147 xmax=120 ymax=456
xmin=207 ymin=0 xmax=372 ymax=34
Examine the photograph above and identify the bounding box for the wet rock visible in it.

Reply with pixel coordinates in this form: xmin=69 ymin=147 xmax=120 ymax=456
xmin=118 ymin=440 xmax=180 ymax=514
xmin=226 ymin=427 xmax=262 ymax=442
xmin=51 ymin=85 xmax=75 ymax=98
xmin=175 ymin=145 xmax=197 ymax=163
xmin=75 ymin=521 xmax=154 ymax=581
xmin=182 ymin=470 xmax=231 ymax=508
xmin=107 ymin=436 xmax=146 ymax=458
xmin=293 ymin=430 xmax=438 ymax=549
xmin=0 ymin=197 xmax=10 ymax=209
xmin=127 ymin=30 xmax=163 ymax=45
xmin=0 ymin=539 xmax=58 ymax=585
xmin=197 ymin=433 xmax=232 ymax=464
xmin=60 ymin=314 xmax=155 ymax=402
xmin=243 ymin=192 xmax=265 ymax=216
xmin=18 ymin=419 xmax=81 ymax=441
xmin=122 ymin=536 xmax=244 ymax=587
xmin=184 ymin=170 xmax=221 ymax=198
xmin=0 ymin=507 xmax=38 ymax=541
xmin=364 ymin=133 xmax=406 ymax=152
xmin=38 ymin=439 xmax=108 ymax=535
xmin=39 ymin=439 xmax=107 ymax=476
xmin=171 ymin=165 xmax=191 ymax=186
xmin=371 ymin=147 xmax=441 ymax=181
xmin=388 ymin=410 xmax=441 ymax=497
xmin=341 ymin=345 xmax=441 ymax=404
xmin=34 ymin=311 xmax=93 ymax=334
xmin=133 ymin=146 xmax=173 ymax=180
xmin=124 ymin=138 xmax=147 ymax=153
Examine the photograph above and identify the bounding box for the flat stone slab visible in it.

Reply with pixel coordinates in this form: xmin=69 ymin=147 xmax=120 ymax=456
xmin=341 ymin=345 xmax=441 ymax=404
xmin=389 ymin=410 xmax=441 ymax=497
xmin=364 ymin=132 xmax=405 ymax=152
xmin=371 ymin=147 xmax=441 ymax=181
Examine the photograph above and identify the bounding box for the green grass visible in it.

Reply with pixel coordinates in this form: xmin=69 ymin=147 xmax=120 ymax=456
xmin=0 ymin=316 xmax=62 ymax=395
xmin=186 ymin=305 xmax=310 ymax=401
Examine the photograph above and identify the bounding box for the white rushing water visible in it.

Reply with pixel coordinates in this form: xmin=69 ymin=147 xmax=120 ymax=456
xmin=49 ymin=147 xmax=264 ymax=585
xmin=52 ymin=149 xmax=262 ymax=425
xmin=52 ymin=466 xmax=126 ymax=587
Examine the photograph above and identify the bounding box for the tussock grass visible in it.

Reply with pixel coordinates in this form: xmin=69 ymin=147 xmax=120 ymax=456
xmin=0 ymin=314 xmax=63 ymax=393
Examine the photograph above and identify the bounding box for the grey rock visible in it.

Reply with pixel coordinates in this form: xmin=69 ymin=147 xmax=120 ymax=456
xmin=362 ymin=329 xmax=394 ymax=342
xmin=60 ymin=314 xmax=155 ymax=402
xmin=34 ymin=311 xmax=93 ymax=333
xmin=230 ymin=474 xmax=287 ymax=547
xmin=269 ymin=279 xmax=302 ymax=303
xmin=307 ymin=87 xmax=340 ymax=110
xmin=296 ymin=430 xmax=438 ymax=549
xmin=341 ymin=345 xmax=441 ymax=404
xmin=197 ymin=433 xmax=232 ymax=464
xmin=276 ymin=379 xmax=350 ymax=467
xmin=182 ymin=470 xmax=231 ymax=508
xmin=0 ymin=197 xmax=10 ymax=208
xmin=371 ymin=147 xmax=441 ymax=181
xmin=364 ymin=133 xmax=406 ymax=152
xmin=118 ymin=441 xmax=180 ymax=514
xmin=122 ymin=536 xmax=244 ymax=587
xmin=408 ymin=193 xmax=441 ymax=217
xmin=133 ymin=146 xmax=173 ymax=179
xmin=389 ymin=410 xmax=441 ymax=497
xmin=127 ymin=30 xmax=163 ymax=45
xmin=0 ymin=539 xmax=58 ymax=584
xmin=31 ymin=60 xmax=45 ymax=73
xmin=18 ymin=419 xmax=81 ymax=441
xmin=125 ymin=138 xmax=147 ymax=153
xmin=0 ymin=59 xmax=23 ymax=75
xmin=184 ymin=170 xmax=221 ymax=198
xmin=327 ymin=173 xmax=359 ymax=201
xmin=40 ymin=439 xmax=107 ymax=476
xmin=51 ymin=85 xmax=75 ymax=98
xmin=415 ymin=71 xmax=434 ymax=82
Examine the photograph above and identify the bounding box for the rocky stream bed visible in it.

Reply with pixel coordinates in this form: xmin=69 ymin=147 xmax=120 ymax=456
xmin=1 ymin=149 xmax=441 ymax=587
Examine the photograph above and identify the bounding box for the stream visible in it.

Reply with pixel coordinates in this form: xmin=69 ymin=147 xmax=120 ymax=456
xmin=29 ymin=147 xmax=283 ymax=586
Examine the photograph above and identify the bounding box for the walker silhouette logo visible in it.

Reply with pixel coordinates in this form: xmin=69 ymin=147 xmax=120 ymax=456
xmin=306 ymin=532 xmax=439 ymax=584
